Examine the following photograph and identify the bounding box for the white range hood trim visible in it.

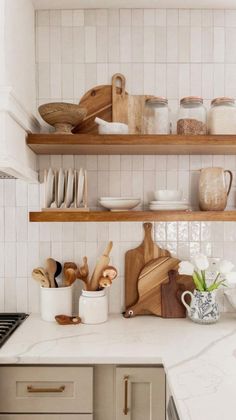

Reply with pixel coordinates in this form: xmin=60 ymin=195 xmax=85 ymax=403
xmin=0 ymin=86 xmax=40 ymax=134
xmin=0 ymin=154 xmax=38 ymax=182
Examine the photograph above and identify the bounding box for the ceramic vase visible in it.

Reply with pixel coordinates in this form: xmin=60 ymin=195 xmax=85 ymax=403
xmin=181 ymin=289 xmax=220 ymax=324
xmin=199 ymin=167 xmax=233 ymax=211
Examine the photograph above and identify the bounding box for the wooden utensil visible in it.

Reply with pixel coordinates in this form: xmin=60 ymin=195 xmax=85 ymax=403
xmin=98 ymin=277 xmax=112 ymax=288
xmin=90 ymin=241 xmax=113 ymax=291
xmin=55 ymin=315 xmax=81 ymax=325
xmin=125 ymin=223 xmax=170 ymax=310
xmin=45 ymin=258 xmax=58 ymax=288
xmin=32 ymin=268 xmax=50 ymax=288
xmin=103 ymin=266 xmax=117 ymax=281
xmin=112 ymin=73 xmax=129 ymax=124
xmin=64 ymin=268 xmax=77 ymax=287
xmin=161 ymin=270 xmax=195 ymax=318
xmin=64 ymin=262 xmax=77 ymax=278
xmin=76 ymin=257 xmax=90 ymax=290
xmin=124 ymin=256 xmax=180 ymax=318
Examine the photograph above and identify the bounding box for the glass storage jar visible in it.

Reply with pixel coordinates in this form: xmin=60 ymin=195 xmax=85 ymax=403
xmin=177 ymin=96 xmax=207 ymax=135
xmin=143 ymin=97 xmax=170 ymax=134
xmin=208 ymin=97 xmax=236 ymax=134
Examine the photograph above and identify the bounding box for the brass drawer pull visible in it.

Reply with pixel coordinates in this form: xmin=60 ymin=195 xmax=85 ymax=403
xmin=27 ymin=385 xmax=65 ymax=393
xmin=123 ymin=376 xmax=129 ymax=415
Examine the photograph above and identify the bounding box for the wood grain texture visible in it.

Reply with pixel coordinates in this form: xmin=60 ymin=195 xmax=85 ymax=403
xmin=125 ymin=223 xmax=170 ymax=311
xmin=27 ymin=134 xmax=236 ymax=155
xmin=161 ymin=270 xmax=194 ymax=318
xmin=29 ymin=210 xmax=236 ymax=222
xmin=112 ymin=73 xmax=128 ymax=124
xmin=124 ymin=256 xmax=180 ymax=318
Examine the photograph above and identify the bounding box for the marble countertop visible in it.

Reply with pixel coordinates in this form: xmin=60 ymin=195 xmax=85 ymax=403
xmin=0 ymin=313 xmax=236 ymax=420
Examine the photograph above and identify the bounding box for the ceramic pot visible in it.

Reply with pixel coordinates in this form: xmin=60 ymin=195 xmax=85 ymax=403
xmin=181 ymin=290 xmax=220 ymax=324
xmin=79 ymin=289 xmax=108 ymax=324
xmin=199 ymin=167 xmax=233 ymax=211
xmin=40 ymin=285 xmax=73 ymax=322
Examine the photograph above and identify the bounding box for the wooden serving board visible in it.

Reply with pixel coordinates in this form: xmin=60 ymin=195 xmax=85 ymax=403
xmin=161 ymin=270 xmax=195 ymax=318
xmin=112 ymin=73 xmax=153 ymax=134
xmin=125 ymin=223 xmax=170 ymax=311
xmin=124 ymin=256 xmax=180 ymax=318
xmin=73 ymin=84 xmax=125 ymax=134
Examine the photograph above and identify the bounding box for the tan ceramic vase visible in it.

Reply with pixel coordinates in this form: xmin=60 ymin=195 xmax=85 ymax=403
xmin=199 ymin=167 xmax=233 ymax=211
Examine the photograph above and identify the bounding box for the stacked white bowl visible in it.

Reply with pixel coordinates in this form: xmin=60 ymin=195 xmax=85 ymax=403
xmin=149 ymin=190 xmax=190 ymax=211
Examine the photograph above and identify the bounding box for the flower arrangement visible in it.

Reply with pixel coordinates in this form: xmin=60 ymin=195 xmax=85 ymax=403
xmin=178 ymin=254 xmax=234 ymax=292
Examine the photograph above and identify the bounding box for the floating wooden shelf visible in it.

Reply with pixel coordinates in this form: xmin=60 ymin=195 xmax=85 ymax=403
xmin=29 ymin=210 xmax=236 ymax=222
xmin=27 ymin=134 xmax=236 ymax=155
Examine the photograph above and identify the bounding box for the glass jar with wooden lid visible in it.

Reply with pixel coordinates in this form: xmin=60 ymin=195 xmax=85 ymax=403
xmin=177 ymin=96 xmax=207 ymax=135
xmin=208 ymin=97 xmax=236 ymax=134
xmin=143 ymin=97 xmax=170 ymax=134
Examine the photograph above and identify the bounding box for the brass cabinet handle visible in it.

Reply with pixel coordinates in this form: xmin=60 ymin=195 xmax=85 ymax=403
xmin=123 ymin=376 xmax=129 ymax=415
xmin=27 ymin=385 xmax=65 ymax=393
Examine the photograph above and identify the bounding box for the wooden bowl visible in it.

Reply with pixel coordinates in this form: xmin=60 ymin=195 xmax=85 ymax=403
xmin=38 ymin=102 xmax=87 ymax=134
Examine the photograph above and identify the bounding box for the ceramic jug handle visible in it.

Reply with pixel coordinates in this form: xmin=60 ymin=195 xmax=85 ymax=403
xmin=181 ymin=291 xmax=194 ymax=314
xmin=224 ymin=170 xmax=233 ymax=196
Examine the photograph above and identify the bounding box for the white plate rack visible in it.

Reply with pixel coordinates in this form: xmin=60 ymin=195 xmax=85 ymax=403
xmin=42 ymin=168 xmax=89 ymax=211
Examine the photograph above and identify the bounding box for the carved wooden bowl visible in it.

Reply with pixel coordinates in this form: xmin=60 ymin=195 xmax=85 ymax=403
xmin=38 ymin=102 xmax=87 ymax=134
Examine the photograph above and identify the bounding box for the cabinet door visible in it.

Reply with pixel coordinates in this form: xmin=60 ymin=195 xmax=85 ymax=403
xmin=0 ymin=416 xmax=92 ymax=420
xmin=116 ymin=367 xmax=165 ymax=420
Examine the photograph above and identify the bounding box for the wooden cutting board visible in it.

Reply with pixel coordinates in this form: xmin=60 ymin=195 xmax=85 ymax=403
xmin=124 ymin=256 xmax=180 ymax=318
xmin=161 ymin=270 xmax=195 ymax=318
xmin=112 ymin=73 xmax=153 ymax=133
xmin=73 ymin=84 xmax=125 ymax=133
xmin=125 ymin=223 xmax=170 ymax=311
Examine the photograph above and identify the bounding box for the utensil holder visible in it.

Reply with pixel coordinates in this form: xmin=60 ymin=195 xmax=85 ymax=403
xmin=79 ymin=289 xmax=108 ymax=324
xmin=40 ymin=285 xmax=73 ymax=322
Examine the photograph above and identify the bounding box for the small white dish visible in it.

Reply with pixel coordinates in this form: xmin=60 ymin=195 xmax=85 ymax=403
xmin=154 ymin=190 xmax=183 ymax=201
xmin=77 ymin=168 xmax=85 ymax=207
xmin=45 ymin=168 xmax=55 ymax=208
xmin=57 ymin=168 xmax=65 ymax=208
xmin=65 ymin=169 xmax=74 ymax=208
xmin=95 ymin=118 xmax=129 ymax=135
xmin=149 ymin=205 xmax=189 ymax=211
xmin=150 ymin=200 xmax=189 ymax=205
xmin=99 ymin=197 xmax=140 ymax=211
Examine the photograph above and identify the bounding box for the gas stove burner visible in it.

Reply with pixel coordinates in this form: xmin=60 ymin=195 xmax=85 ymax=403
xmin=0 ymin=313 xmax=28 ymax=348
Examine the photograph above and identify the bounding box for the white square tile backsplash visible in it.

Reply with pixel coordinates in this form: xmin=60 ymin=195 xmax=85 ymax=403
xmin=2 ymin=8 xmax=236 ymax=314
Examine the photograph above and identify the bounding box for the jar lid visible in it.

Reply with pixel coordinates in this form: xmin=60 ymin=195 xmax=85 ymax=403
xmin=180 ymin=96 xmax=203 ymax=105
xmin=211 ymin=97 xmax=235 ymax=106
xmin=145 ymin=96 xmax=168 ymax=105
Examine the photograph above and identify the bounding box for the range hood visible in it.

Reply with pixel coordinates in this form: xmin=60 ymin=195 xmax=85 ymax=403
xmin=0 ymin=87 xmax=39 ymax=182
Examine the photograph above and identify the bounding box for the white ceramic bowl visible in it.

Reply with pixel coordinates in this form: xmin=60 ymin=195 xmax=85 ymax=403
xmin=224 ymin=289 xmax=236 ymax=310
xmin=98 ymin=122 xmax=129 ymax=135
xmin=99 ymin=197 xmax=140 ymax=211
xmin=154 ymin=189 xmax=183 ymax=201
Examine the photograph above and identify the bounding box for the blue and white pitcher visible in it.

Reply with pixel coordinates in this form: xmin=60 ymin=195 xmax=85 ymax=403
xmin=181 ymin=290 xmax=220 ymax=324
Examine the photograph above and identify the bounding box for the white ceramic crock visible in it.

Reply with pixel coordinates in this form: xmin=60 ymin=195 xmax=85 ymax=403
xmin=79 ymin=289 xmax=108 ymax=324
xmin=40 ymin=285 xmax=73 ymax=322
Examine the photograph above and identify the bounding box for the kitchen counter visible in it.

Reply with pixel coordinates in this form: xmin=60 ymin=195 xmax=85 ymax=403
xmin=0 ymin=313 xmax=236 ymax=420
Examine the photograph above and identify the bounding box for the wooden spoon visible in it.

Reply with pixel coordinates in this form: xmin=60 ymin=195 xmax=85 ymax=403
xmin=45 ymin=258 xmax=58 ymax=288
xmin=98 ymin=277 xmax=112 ymax=288
xmin=55 ymin=315 xmax=81 ymax=325
xmin=32 ymin=268 xmax=50 ymax=288
xmin=103 ymin=266 xmax=117 ymax=281
xmin=64 ymin=268 xmax=77 ymax=287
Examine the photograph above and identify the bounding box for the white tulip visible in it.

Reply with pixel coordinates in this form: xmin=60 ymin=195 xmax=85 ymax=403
xmin=218 ymin=260 xmax=234 ymax=275
xmin=178 ymin=261 xmax=195 ymax=276
xmin=193 ymin=254 xmax=209 ymax=271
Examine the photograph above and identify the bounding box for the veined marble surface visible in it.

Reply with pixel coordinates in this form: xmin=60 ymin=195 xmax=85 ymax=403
xmin=0 ymin=313 xmax=236 ymax=420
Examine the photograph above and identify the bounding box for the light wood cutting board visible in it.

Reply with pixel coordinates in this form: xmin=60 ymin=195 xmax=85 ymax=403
xmin=124 ymin=256 xmax=180 ymax=318
xmin=125 ymin=223 xmax=170 ymax=311
xmin=112 ymin=73 xmax=153 ymax=134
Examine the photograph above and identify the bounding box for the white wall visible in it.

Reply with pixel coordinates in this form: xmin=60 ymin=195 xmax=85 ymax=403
xmin=2 ymin=8 xmax=236 ymax=314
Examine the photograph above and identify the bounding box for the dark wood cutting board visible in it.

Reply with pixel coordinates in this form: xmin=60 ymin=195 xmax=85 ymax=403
xmin=161 ymin=270 xmax=195 ymax=318
xmin=125 ymin=223 xmax=170 ymax=312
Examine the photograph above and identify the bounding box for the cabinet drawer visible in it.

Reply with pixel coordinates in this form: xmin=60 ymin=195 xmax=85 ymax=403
xmin=0 ymin=416 xmax=92 ymax=420
xmin=0 ymin=366 xmax=93 ymax=414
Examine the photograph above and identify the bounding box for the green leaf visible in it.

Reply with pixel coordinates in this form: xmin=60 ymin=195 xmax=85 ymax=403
xmin=207 ymin=280 xmax=226 ymax=291
xmin=201 ymin=270 xmax=207 ymax=291
xmin=193 ymin=272 xmax=205 ymax=291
